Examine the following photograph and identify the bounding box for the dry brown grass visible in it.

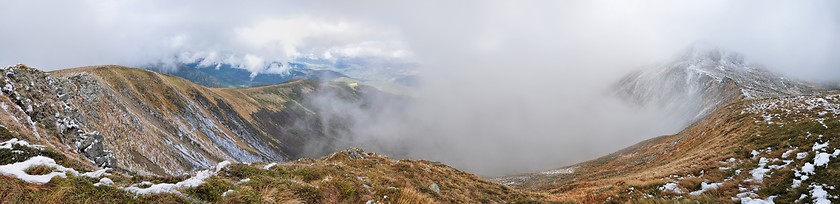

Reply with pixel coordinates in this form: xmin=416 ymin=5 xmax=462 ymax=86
xmin=677 ymin=177 xmax=704 ymax=192
xmin=23 ymin=165 xmax=56 ymax=175
xmin=396 ymin=188 xmax=437 ymax=204
xmin=505 ymin=99 xmax=771 ymax=202
xmin=210 ymin=149 xmax=553 ymax=203
xmin=507 ymin=92 xmax=840 ymax=203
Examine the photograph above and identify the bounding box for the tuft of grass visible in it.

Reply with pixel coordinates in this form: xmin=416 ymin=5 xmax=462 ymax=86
xmin=334 ymin=179 xmax=359 ymax=201
xmin=396 ymin=188 xmax=437 ymax=204
xmin=292 ymin=185 xmax=321 ymax=203
xmin=0 ymin=127 xmax=15 ymax=141
xmin=227 ymin=163 xmax=270 ymax=178
xmin=185 ymin=177 xmax=234 ymax=202
xmin=24 ymin=165 xmax=56 ymax=175
xmin=221 ymin=187 xmax=261 ymax=203
xmin=292 ymin=167 xmax=324 ymax=182
xmin=678 ymin=177 xmax=703 ymax=191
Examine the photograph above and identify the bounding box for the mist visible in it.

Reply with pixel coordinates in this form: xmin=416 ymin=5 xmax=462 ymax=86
xmin=2 ymin=0 xmax=839 ymax=176
xmin=302 ymin=0 xmax=840 ymax=176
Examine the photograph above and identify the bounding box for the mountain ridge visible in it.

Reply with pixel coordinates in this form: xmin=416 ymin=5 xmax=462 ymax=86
xmin=615 ymin=47 xmax=822 ymax=123
xmin=1 ymin=64 xmax=394 ymax=176
xmin=499 ymin=91 xmax=840 ymax=203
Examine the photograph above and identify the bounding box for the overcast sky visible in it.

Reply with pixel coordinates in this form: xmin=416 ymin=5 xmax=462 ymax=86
xmin=2 ymin=0 xmax=839 ymax=176
xmin=0 ymin=0 xmax=838 ymax=80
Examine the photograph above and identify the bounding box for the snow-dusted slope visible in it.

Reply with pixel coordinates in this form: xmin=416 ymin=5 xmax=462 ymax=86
xmin=615 ymin=46 xmax=820 ymax=122
xmin=0 ymin=64 xmax=393 ymax=176
xmin=499 ymin=91 xmax=840 ymax=203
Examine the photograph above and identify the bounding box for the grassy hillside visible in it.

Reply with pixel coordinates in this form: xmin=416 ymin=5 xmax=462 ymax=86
xmin=0 ymin=64 xmax=395 ymax=176
xmin=0 ymin=130 xmax=548 ymax=203
xmin=501 ymin=92 xmax=840 ymax=203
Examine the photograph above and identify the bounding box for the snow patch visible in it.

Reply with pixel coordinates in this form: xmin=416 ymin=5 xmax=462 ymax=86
xmin=0 ymin=138 xmax=44 ymax=150
xmin=781 ymin=149 xmax=794 ymax=158
xmin=739 ymin=196 xmax=776 ymax=204
xmin=124 ymin=160 xmax=230 ymax=195
xmin=813 ymin=142 xmax=829 ymax=151
xmin=658 ymin=182 xmax=683 ymax=194
xmin=810 ymin=185 xmax=831 ymax=204
xmin=222 ymin=189 xmax=234 ymax=197
xmin=689 ymin=182 xmax=722 ymax=196
xmin=263 ymin=162 xmax=277 ymax=170
xmin=80 ymin=168 xmax=111 ymax=178
xmin=796 ymin=152 xmax=809 ymax=159
xmin=746 ymin=157 xmax=784 ymax=183
xmin=94 ymin=177 xmax=114 ymax=187
xmin=801 ymin=163 xmax=815 ymax=175
xmin=540 ymin=167 xmax=575 ymax=175
xmin=814 ymin=152 xmax=831 ymax=167
xmin=0 ymin=156 xmax=78 ymax=184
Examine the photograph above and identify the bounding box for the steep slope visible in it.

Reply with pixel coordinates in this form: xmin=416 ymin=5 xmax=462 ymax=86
xmin=0 ymin=64 xmax=396 ymax=176
xmin=615 ymin=47 xmax=820 ymax=123
xmin=499 ymin=91 xmax=840 ymax=203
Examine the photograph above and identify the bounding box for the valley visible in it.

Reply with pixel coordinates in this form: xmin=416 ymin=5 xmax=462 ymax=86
xmin=0 ymin=59 xmax=837 ymax=203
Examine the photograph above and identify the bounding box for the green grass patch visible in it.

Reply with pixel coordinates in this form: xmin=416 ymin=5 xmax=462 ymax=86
xmin=292 ymin=185 xmax=321 ymax=203
xmin=292 ymin=167 xmax=324 ymax=182
xmin=185 ymin=177 xmax=234 ymax=202
xmin=0 ymin=142 xmax=69 ymax=167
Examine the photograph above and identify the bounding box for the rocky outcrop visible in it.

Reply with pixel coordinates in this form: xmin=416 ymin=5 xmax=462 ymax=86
xmin=0 ymin=65 xmax=115 ymax=169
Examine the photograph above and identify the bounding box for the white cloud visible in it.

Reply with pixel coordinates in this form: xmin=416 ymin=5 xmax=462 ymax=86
xmin=241 ymin=54 xmax=265 ymax=73
xmin=0 ymin=1 xmax=412 ymax=76
xmin=154 ymin=16 xmax=412 ymax=74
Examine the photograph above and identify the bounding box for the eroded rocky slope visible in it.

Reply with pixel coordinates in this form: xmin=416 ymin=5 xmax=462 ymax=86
xmin=0 ymin=64 xmax=393 ymax=176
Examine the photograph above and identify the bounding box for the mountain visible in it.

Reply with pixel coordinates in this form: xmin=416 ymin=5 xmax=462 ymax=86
xmin=494 ymin=48 xmax=839 ymax=203
xmin=2 ymin=48 xmax=837 ymax=203
xmin=498 ymin=91 xmax=840 ymax=203
xmin=145 ymin=62 xmax=347 ymax=88
xmin=0 ymin=64 xmax=555 ymax=203
xmin=615 ymin=46 xmax=821 ymax=123
xmin=0 ymin=64 xmax=397 ymax=176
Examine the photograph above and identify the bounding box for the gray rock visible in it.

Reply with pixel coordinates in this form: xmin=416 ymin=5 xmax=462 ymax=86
xmin=345 ymin=148 xmax=366 ymax=160
xmin=429 ymin=183 xmax=440 ymax=194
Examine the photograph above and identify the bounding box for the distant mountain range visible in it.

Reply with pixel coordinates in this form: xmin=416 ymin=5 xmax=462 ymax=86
xmin=143 ymin=57 xmax=418 ymax=89
xmin=145 ymin=62 xmax=347 ymax=88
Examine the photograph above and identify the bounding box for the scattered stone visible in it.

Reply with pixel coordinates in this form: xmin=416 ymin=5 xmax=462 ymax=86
xmin=429 ymin=183 xmax=440 ymax=194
